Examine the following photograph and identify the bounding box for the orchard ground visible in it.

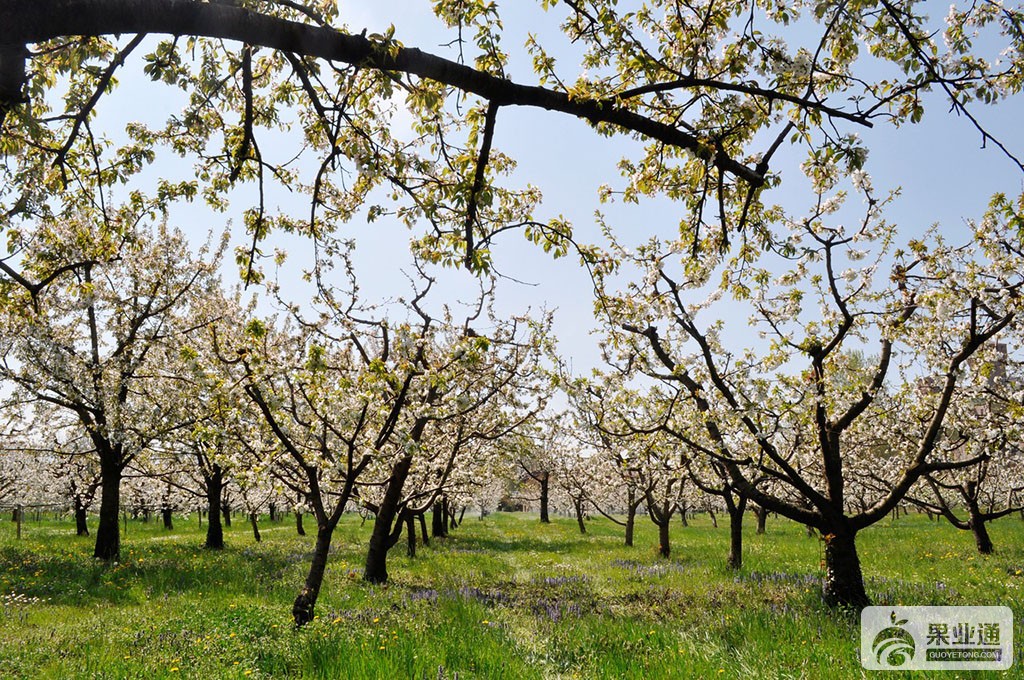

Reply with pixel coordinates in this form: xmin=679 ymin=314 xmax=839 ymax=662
xmin=1 ymin=511 xmax=1022 ymax=679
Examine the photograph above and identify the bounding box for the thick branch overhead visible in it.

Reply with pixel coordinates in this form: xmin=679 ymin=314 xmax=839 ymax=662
xmin=1 ymin=0 xmax=764 ymax=186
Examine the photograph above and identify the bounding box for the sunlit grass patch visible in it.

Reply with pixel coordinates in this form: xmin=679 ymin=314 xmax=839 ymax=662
xmin=0 ymin=510 xmax=1022 ymax=677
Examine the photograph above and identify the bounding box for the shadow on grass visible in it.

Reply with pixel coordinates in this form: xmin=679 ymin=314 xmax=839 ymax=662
xmin=0 ymin=541 xmax=298 ymax=606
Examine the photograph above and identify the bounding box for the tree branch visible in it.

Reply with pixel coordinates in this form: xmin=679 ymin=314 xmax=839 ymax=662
xmin=3 ymin=0 xmax=764 ymax=185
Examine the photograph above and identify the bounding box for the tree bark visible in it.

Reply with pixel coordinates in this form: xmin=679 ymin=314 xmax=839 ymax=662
xmin=624 ymin=503 xmax=636 ymax=547
xmin=250 ymin=512 xmax=261 ymax=543
xmin=363 ymin=455 xmax=413 ymax=584
xmin=93 ymin=461 xmax=122 ymax=561
xmin=406 ymin=513 xmax=416 ymax=558
xmin=418 ymin=512 xmax=429 ymax=546
xmin=431 ymin=501 xmax=447 ymax=538
xmin=967 ymin=503 xmax=994 ymax=554
xmin=74 ymin=498 xmax=89 ymax=537
xmin=221 ymin=500 xmax=231 ymax=527
xmin=161 ymin=507 xmax=173 ymax=531
xmin=822 ymin=527 xmax=870 ymax=608
xmin=657 ymin=517 xmax=670 ymax=558
xmin=574 ymin=499 xmax=586 ymax=534
xmin=295 ymin=510 xmax=306 ymax=536
xmin=204 ymin=465 xmax=224 ymax=550
xmin=754 ymin=505 xmax=767 ymax=535
xmin=727 ymin=496 xmax=747 ymax=570
xmin=539 ymin=472 xmax=550 ymax=523
xmin=292 ymin=525 xmax=334 ymax=626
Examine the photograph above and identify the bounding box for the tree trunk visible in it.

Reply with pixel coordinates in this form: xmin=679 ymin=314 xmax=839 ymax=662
xmin=161 ymin=507 xmax=173 ymax=531
xmin=418 ymin=512 xmax=429 ymax=546
xmin=292 ymin=525 xmax=334 ymax=626
xmin=93 ymin=462 xmax=122 ymax=561
xmin=406 ymin=513 xmax=416 ymax=558
xmin=822 ymin=527 xmax=870 ymax=608
xmin=708 ymin=507 xmax=717 ymax=528
xmin=727 ymin=497 xmax=747 ymax=570
xmin=250 ymin=512 xmax=261 ymax=543
xmin=539 ymin=472 xmax=550 ymax=523
xmin=363 ymin=455 xmax=413 ymax=584
xmin=222 ymin=501 xmax=231 ymax=527
xmin=657 ymin=518 xmax=670 ymax=558
xmin=754 ymin=506 xmax=767 ymax=535
xmin=432 ymin=501 xmax=447 ymax=538
xmin=624 ymin=502 xmax=636 ymax=547
xmin=269 ymin=503 xmax=277 ymax=522
xmin=678 ymin=503 xmax=688 ymax=527
xmin=74 ymin=499 xmax=89 ymax=537
xmin=295 ymin=510 xmax=306 ymax=536
xmin=458 ymin=506 xmax=466 ymax=524
xmin=967 ymin=504 xmax=994 ymax=554
xmin=574 ymin=499 xmax=587 ymax=534
xmin=204 ymin=466 xmax=224 ymax=550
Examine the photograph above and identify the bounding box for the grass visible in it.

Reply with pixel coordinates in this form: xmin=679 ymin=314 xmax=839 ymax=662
xmin=0 ymin=510 xmax=1022 ymax=678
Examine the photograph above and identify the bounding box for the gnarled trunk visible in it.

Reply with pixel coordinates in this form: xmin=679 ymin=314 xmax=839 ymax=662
xmin=967 ymin=502 xmax=994 ymax=554
xmin=822 ymin=526 xmax=869 ymax=608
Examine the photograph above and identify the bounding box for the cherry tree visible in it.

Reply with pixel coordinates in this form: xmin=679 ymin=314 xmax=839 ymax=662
xmin=0 ymin=215 xmax=225 ymax=560
xmin=903 ymin=343 xmax=1024 ymax=553
xmin=597 ymin=182 xmax=1024 ymax=606
xmin=356 ymin=297 xmax=554 ymax=584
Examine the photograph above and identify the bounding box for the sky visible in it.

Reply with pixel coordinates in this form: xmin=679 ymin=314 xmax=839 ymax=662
xmin=91 ymin=1 xmax=1024 ymax=377
xmin=345 ymin=1 xmax=1024 ymax=368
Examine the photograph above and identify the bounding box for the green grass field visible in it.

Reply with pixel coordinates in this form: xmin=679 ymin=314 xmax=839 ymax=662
xmin=0 ymin=510 xmax=1021 ymax=678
